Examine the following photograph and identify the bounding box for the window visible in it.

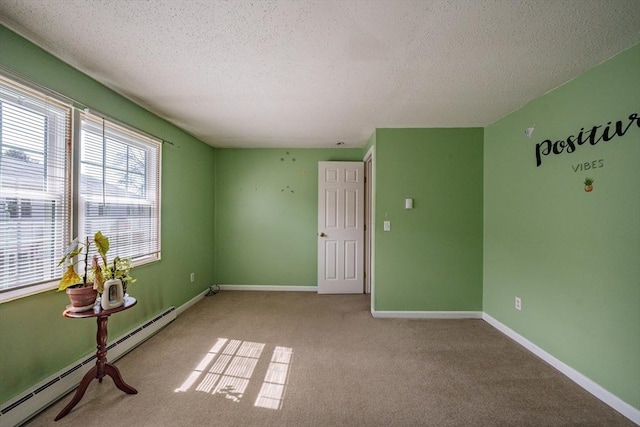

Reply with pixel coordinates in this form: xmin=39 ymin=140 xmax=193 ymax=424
xmin=0 ymin=73 xmax=162 ymax=301
xmin=79 ymin=113 xmax=161 ymax=265
xmin=0 ymin=76 xmax=72 ymax=294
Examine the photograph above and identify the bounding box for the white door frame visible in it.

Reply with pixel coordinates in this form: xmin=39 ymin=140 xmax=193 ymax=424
xmin=363 ymin=146 xmax=375 ymax=308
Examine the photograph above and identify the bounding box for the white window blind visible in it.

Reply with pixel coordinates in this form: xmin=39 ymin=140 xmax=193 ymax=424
xmin=79 ymin=113 xmax=161 ymax=265
xmin=0 ymin=76 xmax=72 ymax=292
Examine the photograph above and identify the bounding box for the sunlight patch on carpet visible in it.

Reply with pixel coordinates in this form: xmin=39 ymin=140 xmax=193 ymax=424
xmin=175 ymin=338 xmax=293 ymax=410
xmin=254 ymin=346 xmax=293 ymax=410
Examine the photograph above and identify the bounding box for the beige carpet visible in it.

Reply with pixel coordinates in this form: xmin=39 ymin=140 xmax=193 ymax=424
xmin=27 ymin=291 xmax=634 ymax=426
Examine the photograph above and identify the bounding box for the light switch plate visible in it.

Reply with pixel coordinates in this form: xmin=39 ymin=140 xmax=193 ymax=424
xmin=383 ymin=220 xmax=391 ymax=231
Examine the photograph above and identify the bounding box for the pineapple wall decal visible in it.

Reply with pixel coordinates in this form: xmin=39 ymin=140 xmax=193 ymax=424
xmin=584 ymin=177 xmax=594 ymax=192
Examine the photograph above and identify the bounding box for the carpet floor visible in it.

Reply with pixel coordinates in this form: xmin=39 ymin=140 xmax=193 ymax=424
xmin=26 ymin=291 xmax=635 ymax=426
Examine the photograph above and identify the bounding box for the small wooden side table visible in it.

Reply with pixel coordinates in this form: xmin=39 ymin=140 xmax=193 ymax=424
xmin=55 ymin=296 xmax=138 ymax=421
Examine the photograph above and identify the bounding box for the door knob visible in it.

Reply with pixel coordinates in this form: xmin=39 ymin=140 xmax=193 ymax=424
xmin=319 ymin=232 xmax=326 ymax=237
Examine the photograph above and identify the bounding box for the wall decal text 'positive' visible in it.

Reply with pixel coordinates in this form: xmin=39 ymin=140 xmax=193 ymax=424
xmin=535 ymin=113 xmax=639 ymax=167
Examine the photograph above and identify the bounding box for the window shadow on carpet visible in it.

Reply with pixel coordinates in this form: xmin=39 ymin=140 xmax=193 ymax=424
xmin=175 ymin=338 xmax=293 ymax=410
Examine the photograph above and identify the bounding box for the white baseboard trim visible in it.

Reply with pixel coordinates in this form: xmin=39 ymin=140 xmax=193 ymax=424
xmin=175 ymin=288 xmax=209 ymax=316
xmin=371 ymin=310 xmax=483 ymax=319
xmin=482 ymin=313 xmax=640 ymax=425
xmin=218 ymin=284 xmax=317 ymax=292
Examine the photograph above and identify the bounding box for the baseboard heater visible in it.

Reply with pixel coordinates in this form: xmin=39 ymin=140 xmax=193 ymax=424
xmin=0 ymin=306 xmax=176 ymax=427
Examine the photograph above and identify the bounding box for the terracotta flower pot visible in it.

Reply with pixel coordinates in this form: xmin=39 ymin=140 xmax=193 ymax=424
xmin=584 ymin=185 xmax=593 ymax=192
xmin=66 ymin=286 xmax=97 ymax=310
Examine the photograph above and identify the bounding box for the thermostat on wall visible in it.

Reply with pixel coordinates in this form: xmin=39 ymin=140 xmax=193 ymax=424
xmin=405 ymin=198 xmax=413 ymax=209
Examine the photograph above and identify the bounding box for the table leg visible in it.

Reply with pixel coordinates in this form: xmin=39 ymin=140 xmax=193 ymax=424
xmin=96 ymin=315 xmax=108 ymax=382
xmin=54 ymin=365 xmax=97 ymax=421
xmin=55 ymin=313 xmax=137 ymax=421
xmin=105 ymin=363 xmax=138 ymax=394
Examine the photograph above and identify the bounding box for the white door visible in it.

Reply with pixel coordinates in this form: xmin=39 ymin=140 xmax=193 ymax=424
xmin=317 ymin=161 xmax=364 ymax=294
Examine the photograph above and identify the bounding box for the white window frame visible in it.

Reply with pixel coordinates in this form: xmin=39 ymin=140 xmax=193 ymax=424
xmin=0 ymin=73 xmax=162 ymax=303
xmin=0 ymin=75 xmax=72 ymax=302
xmin=77 ymin=111 xmax=162 ymax=269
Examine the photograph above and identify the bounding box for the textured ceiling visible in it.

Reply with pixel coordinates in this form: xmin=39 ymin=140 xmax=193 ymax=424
xmin=1 ymin=0 xmax=639 ymax=148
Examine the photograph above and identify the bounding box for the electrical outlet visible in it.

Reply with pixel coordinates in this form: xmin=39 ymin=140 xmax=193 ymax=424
xmin=383 ymin=220 xmax=391 ymax=231
xmin=515 ymin=297 xmax=522 ymax=311
xmin=190 ymin=273 xmax=195 ymax=283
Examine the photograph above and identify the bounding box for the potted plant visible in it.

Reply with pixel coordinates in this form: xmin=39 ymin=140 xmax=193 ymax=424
xmin=57 ymin=231 xmax=109 ymax=311
xmin=584 ymin=177 xmax=594 ymax=192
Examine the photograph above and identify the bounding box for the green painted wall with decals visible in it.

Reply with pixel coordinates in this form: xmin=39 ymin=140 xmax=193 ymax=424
xmin=214 ymin=148 xmax=362 ymax=286
xmin=484 ymin=43 xmax=640 ymax=409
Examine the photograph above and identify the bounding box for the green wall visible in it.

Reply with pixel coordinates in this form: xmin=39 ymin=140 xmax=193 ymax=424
xmin=483 ymin=43 xmax=640 ymax=408
xmin=0 ymin=26 xmax=216 ymax=403
xmin=214 ymin=148 xmax=362 ymax=286
xmin=373 ymin=128 xmax=484 ymax=311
